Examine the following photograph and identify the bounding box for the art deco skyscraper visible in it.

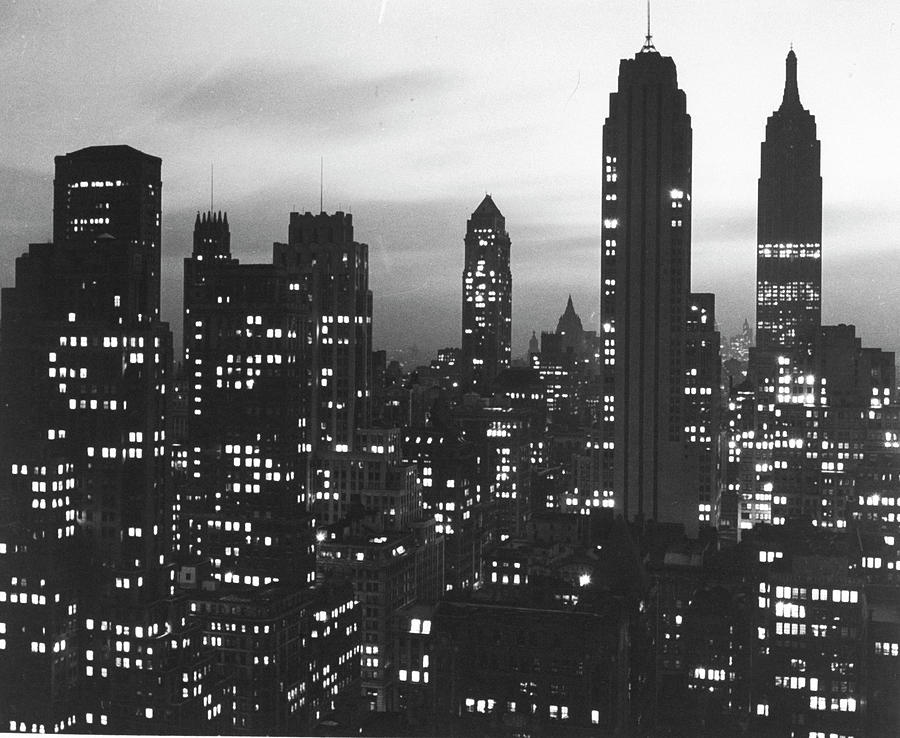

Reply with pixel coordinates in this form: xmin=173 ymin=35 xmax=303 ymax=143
xmin=728 ymin=51 xmax=824 ymax=532
xmin=461 ymin=195 xmax=512 ymax=393
xmin=599 ymin=34 xmax=697 ymax=533
xmin=755 ymin=50 xmax=822 ymax=365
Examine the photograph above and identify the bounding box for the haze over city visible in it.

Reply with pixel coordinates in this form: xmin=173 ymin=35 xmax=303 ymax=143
xmin=1 ymin=0 xmax=899 ymax=356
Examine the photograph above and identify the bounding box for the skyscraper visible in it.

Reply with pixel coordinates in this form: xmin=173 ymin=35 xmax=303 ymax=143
xmin=0 ymin=146 xmax=220 ymax=733
xmin=460 ymin=195 xmax=512 ymax=393
xmin=179 ymin=210 xmax=364 ymax=733
xmin=182 ymin=211 xmax=315 ymax=589
xmin=728 ymin=51 xmax=825 ymax=533
xmin=684 ymin=293 xmax=721 ymax=526
xmin=599 ymin=33 xmax=697 ymax=532
xmin=755 ymin=50 xmax=822 ymax=365
xmin=274 ymin=211 xmax=372 ymax=454
xmin=53 ymin=145 xmax=163 ymax=321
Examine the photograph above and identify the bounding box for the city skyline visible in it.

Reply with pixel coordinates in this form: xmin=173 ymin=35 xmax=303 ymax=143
xmin=1 ymin=1 xmax=899 ymax=357
xmin=4 ymin=7 xmax=900 ymax=734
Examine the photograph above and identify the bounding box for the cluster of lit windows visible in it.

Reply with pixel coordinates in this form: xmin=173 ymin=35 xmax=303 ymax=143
xmin=758 ymin=550 xmax=784 ymax=563
xmin=758 ymin=242 xmax=821 ymax=259
xmin=398 ymin=653 xmax=429 ymax=684
xmin=489 ymin=558 xmax=526 ymax=586
xmin=692 ymin=667 xmax=729 ymax=682
xmin=71 ymin=216 xmax=110 ymax=227
xmin=775 ymin=675 xmax=814 ymax=689
xmin=604 ymin=155 xmax=617 ymax=183
xmin=68 ymin=179 xmax=126 ymax=189
xmin=464 ymin=698 xmax=495 ymax=713
xmin=809 ymin=696 xmax=856 ymax=712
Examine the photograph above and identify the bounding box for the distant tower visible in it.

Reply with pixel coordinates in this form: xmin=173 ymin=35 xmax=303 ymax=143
xmin=730 ymin=50 xmax=824 ymax=533
xmin=741 ymin=317 xmax=753 ymax=345
xmin=461 ymin=195 xmax=512 ymax=392
xmin=183 ymin=211 xmax=234 ymax=366
xmin=556 ymin=295 xmax=585 ymax=354
xmin=599 ymin=32 xmax=697 ymax=532
xmin=192 ymin=210 xmax=231 ymax=262
xmin=755 ymin=50 xmax=822 ymax=366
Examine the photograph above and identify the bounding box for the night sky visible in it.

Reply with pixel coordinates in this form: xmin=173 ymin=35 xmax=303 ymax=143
xmin=1 ymin=0 xmax=899 ymax=357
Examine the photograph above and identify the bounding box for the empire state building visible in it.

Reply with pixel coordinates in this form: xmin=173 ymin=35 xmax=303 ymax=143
xmin=756 ymin=49 xmax=822 ymax=365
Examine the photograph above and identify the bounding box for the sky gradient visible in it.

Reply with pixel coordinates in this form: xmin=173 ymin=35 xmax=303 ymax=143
xmin=1 ymin=1 xmax=899 ymax=358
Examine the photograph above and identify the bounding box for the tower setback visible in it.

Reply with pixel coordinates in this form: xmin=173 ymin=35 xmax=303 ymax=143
xmin=599 ymin=37 xmax=697 ymax=533
xmin=755 ymin=50 xmax=822 ymax=365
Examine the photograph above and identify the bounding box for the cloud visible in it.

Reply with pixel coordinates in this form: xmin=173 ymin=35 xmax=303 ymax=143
xmin=146 ymin=61 xmax=456 ymax=139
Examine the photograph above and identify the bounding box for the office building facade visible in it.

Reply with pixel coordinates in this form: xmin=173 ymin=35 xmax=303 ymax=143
xmin=599 ymin=36 xmax=696 ymax=533
xmin=460 ymin=195 xmax=512 ymax=393
xmin=755 ymin=50 xmax=822 ymax=367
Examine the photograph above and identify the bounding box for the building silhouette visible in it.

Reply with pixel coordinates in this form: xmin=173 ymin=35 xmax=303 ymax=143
xmin=274 ymin=211 xmax=372 ymax=455
xmin=460 ymin=195 xmax=512 ymax=393
xmin=599 ymin=33 xmax=698 ymax=533
xmin=181 ymin=211 xmax=316 ymax=589
xmin=684 ymin=293 xmax=721 ymax=526
xmin=755 ymin=50 xmax=822 ymax=366
xmin=53 ymin=145 xmax=163 ymax=321
xmin=531 ymin=296 xmax=591 ymax=428
xmin=727 ymin=51 xmax=828 ymax=533
xmin=0 ymin=146 xmax=224 ymax=733
xmin=179 ymin=208 xmax=365 ymax=732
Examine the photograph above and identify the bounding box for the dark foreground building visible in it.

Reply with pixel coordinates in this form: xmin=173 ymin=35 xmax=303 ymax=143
xmin=428 ymin=595 xmax=630 ymax=736
xmin=599 ymin=32 xmax=700 ymax=535
xmin=0 ymin=146 xmax=223 ymax=733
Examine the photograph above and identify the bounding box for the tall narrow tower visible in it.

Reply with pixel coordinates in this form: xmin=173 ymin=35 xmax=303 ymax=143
xmin=182 ymin=211 xmax=315 ymax=590
xmin=460 ymin=195 xmax=512 ymax=392
xmin=274 ymin=211 xmax=372 ymax=453
xmin=599 ymin=32 xmax=696 ymax=532
xmin=756 ymin=50 xmax=822 ymax=365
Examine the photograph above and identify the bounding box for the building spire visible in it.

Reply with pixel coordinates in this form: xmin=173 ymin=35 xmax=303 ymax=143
xmin=641 ymin=0 xmax=657 ymax=52
xmin=781 ymin=48 xmax=802 ymax=110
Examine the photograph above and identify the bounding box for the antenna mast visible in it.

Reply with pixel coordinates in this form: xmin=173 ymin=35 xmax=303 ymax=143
xmin=320 ymin=157 xmax=324 ymax=213
xmin=642 ymin=1 xmax=656 ymax=52
xmin=210 ymin=163 xmax=214 ymax=212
